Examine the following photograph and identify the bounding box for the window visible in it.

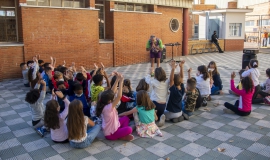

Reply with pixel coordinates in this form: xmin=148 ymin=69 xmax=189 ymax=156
xmin=26 ymin=0 xmax=85 ymax=8
xmin=114 ymin=3 xmax=148 ymax=12
xmin=257 ymin=19 xmax=270 ymax=26
xmin=229 ymin=23 xmax=242 ymax=37
xmin=194 ymin=25 xmax=198 ymax=34
xmin=95 ymin=1 xmax=104 ymax=39
xmin=0 ymin=9 xmax=17 ymax=42
xmin=245 ymin=20 xmax=254 ymax=26
xmin=169 ymin=18 xmax=180 ymax=32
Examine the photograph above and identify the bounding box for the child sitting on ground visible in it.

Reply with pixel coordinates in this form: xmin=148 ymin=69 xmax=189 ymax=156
xmin=96 ymin=74 xmax=134 ymax=141
xmin=25 ymin=79 xmax=47 ymax=136
xmin=195 ymin=65 xmax=210 ymax=106
xmin=136 ymin=78 xmax=150 ymax=92
xmin=119 ymin=90 xmax=162 ymax=138
xmin=117 ymin=79 xmax=136 ymax=114
xmin=67 ymin=100 xmax=101 ymax=148
xmin=145 ymin=67 xmax=169 ymax=127
xmin=208 ymin=61 xmax=223 ymax=95
xmin=28 ymin=57 xmax=40 ymax=89
xmin=258 ymin=68 xmax=270 ymax=98
xmin=164 ymin=60 xmax=185 ymax=123
xmin=20 ymin=63 xmax=29 ymax=87
xmin=223 ymin=72 xmax=254 ymax=116
xmin=44 ymin=90 xmax=70 ymax=143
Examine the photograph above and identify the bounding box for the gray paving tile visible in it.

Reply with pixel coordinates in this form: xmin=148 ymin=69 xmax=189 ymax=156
xmin=188 ymin=116 xmax=209 ymax=124
xmin=17 ymin=133 xmax=41 ymax=144
xmin=132 ymin=137 xmax=159 ymax=149
xmin=128 ymin=150 xmax=160 ymax=160
xmin=146 ymin=142 xmax=176 ymax=157
xmin=218 ymin=125 xmax=243 ymax=135
xmin=191 ymin=125 xmax=215 ymax=136
xmin=10 ymin=146 xmax=27 ymax=156
xmin=234 ymin=150 xmax=257 ymax=160
xmin=194 ymin=136 xmax=222 ymax=149
xmin=251 ymin=154 xmax=270 ymax=160
xmin=0 ymin=148 xmax=15 ymax=160
xmin=237 ymin=116 xmax=260 ymax=124
xmin=163 ymin=137 xmax=191 ymax=149
xmin=180 ymin=143 xmax=210 ymax=157
xmin=162 ymin=125 xmax=187 ymax=135
xmin=93 ymin=148 xmax=125 ymax=160
xmin=211 ymin=116 xmax=234 ymax=124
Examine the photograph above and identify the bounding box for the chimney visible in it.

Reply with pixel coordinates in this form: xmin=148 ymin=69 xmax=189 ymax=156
xmin=228 ymin=0 xmax=237 ymax=9
xmin=200 ymin=0 xmax=205 ymax=4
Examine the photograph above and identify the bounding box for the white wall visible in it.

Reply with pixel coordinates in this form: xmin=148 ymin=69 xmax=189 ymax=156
xmin=195 ymin=0 xmax=269 ymax=8
xmin=225 ymin=12 xmax=245 ymax=39
xmin=199 ymin=15 xmax=206 ymax=39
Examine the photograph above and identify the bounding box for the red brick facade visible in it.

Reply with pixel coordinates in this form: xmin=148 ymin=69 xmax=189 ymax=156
xmin=224 ymin=39 xmax=244 ymax=51
xmin=0 ymin=2 xmax=187 ymax=80
xmin=0 ymin=46 xmax=24 ymax=80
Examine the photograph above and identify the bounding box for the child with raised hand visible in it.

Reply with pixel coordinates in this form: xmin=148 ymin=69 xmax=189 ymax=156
xmin=223 ymin=72 xmax=254 ymax=116
xmin=25 ymin=79 xmax=47 ymax=136
xmin=208 ymin=61 xmax=223 ymax=95
xmin=229 ymin=69 xmax=245 ymax=96
xmin=20 ymin=63 xmax=29 ymax=87
xmin=145 ymin=67 xmax=169 ymax=127
xmin=117 ymin=79 xmax=136 ymax=114
xmin=164 ymin=60 xmax=185 ymax=123
xmin=28 ymin=56 xmax=40 ymax=88
xmin=67 ymin=100 xmax=101 ymax=148
xmin=119 ymin=90 xmax=162 ymax=138
xmin=242 ymin=59 xmax=263 ymax=104
xmin=96 ymin=74 xmax=134 ymax=141
xmin=44 ymin=90 xmax=70 ymax=143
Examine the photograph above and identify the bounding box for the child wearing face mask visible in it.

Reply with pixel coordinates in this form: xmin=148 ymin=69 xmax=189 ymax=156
xmin=207 ymin=61 xmax=223 ymax=95
xmin=69 ymin=83 xmax=90 ymax=117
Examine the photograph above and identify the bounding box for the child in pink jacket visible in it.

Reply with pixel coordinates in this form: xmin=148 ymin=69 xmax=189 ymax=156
xmin=223 ymin=72 xmax=254 ymax=116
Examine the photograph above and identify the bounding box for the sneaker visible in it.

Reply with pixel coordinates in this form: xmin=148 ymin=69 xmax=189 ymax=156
xmin=120 ymin=134 xmax=134 ymax=141
xmin=202 ymin=97 xmax=207 ymax=107
xmin=223 ymin=109 xmax=234 ymax=114
xmin=36 ymin=127 xmax=44 ymax=137
xmin=219 ymin=51 xmax=224 ymax=53
xmin=182 ymin=113 xmax=189 ymax=120
xmin=178 ymin=116 xmax=184 ymax=122
xmin=170 ymin=118 xmax=179 ymax=123
xmin=264 ymin=96 xmax=270 ymax=105
xmin=157 ymin=114 xmax=165 ymax=127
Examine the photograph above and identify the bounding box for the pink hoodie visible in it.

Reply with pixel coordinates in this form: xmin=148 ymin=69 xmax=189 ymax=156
xmin=231 ymin=80 xmax=254 ymax=112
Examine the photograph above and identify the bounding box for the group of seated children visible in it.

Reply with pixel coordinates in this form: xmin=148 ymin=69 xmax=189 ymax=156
xmin=21 ymin=55 xmax=270 ymax=149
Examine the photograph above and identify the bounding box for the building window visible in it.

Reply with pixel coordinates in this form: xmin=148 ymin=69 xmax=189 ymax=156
xmin=95 ymin=1 xmax=105 ymax=39
xmin=257 ymin=19 xmax=270 ymax=26
xmin=26 ymin=0 xmax=85 ymax=8
xmin=114 ymin=2 xmax=148 ymax=12
xmin=0 ymin=9 xmax=17 ymax=42
xmin=245 ymin=20 xmax=254 ymax=26
xmin=169 ymin=18 xmax=180 ymax=32
xmin=229 ymin=23 xmax=242 ymax=37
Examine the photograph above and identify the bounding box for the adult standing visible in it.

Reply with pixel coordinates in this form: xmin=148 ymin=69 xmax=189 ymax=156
xmin=146 ymin=35 xmax=164 ymax=68
xmin=262 ymin=31 xmax=268 ymax=47
xmin=211 ymin=31 xmax=223 ymax=53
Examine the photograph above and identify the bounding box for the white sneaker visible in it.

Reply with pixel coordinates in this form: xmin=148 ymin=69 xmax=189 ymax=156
xmin=157 ymin=114 xmax=165 ymax=127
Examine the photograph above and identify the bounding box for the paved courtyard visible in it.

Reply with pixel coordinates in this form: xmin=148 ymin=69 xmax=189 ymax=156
xmin=1 ymin=51 xmax=270 ymax=160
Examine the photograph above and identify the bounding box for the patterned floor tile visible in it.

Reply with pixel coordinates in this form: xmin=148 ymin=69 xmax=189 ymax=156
xmin=236 ymin=130 xmax=263 ymax=141
xmin=175 ymin=121 xmax=198 ymax=130
xmin=146 ymin=142 xmax=176 ymax=157
xmin=178 ymin=131 xmax=204 ymax=142
xmin=207 ymin=130 xmax=233 ymax=142
xmin=180 ymin=143 xmax=210 ymax=157
xmin=213 ymin=143 xmax=243 ymax=158
xmin=255 ymin=120 xmax=270 ymax=128
xmin=84 ymin=141 xmax=111 ymax=155
xmin=201 ymin=120 xmax=225 ymax=129
xmin=228 ymin=120 xmax=251 ymax=129
xmin=152 ymin=130 xmax=174 ymax=142
xmin=247 ymin=143 xmax=267 ymax=153
xmin=114 ymin=142 xmax=143 ymax=157
xmin=198 ymin=112 xmax=217 ymax=119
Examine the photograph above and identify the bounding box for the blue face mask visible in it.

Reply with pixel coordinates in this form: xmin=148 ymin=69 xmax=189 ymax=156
xmin=75 ymin=93 xmax=83 ymax=97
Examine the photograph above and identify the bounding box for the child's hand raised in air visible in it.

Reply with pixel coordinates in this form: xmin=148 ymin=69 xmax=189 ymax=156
xmin=169 ymin=60 xmax=177 ymax=69
xmin=94 ymin=63 xmax=98 ymax=70
xmin=231 ymin=72 xmax=236 ymax=80
xmin=40 ymin=80 xmax=46 ymax=86
xmin=187 ymin=68 xmax=192 ymax=73
xmin=179 ymin=60 xmax=185 ymax=67
xmin=100 ymin=62 xmax=105 ymax=69
xmin=55 ymin=91 xmax=64 ymax=99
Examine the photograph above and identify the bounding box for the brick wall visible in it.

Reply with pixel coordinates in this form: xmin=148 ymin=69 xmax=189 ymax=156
xmin=0 ymin=46 xmax=24 ymax=81
xmin=113 ymin=6 xmax=183 ymax=66
xmin=21 ymin=7 xmax=99 ymax=70
xmin=224 ymin=39 xmax=244 ymax=51
xmin=99 ymin=43 xmax=114 ymax=67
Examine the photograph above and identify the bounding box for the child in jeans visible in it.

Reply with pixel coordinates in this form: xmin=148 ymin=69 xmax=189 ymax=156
xmin=20 ymin=63 xmax=29 ymax=87
xmin=164 ymin=60 xmax=185 ymax=123
xmin=25 ymin=79 xmax=47 ymax=136
xmin=96 ymin=74 xmax=134 ymax=141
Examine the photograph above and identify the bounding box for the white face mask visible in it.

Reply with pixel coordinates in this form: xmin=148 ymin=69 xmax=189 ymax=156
xmin=208 ymin=68 xmax=214 ymax=72
xmin=75 ymin=93 xmax=83 ymax=97
xmin=59 ymin=79 xmax=64 ymax=81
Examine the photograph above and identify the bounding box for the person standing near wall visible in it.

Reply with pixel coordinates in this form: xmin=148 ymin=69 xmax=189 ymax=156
xmin=211 ymin=31 xmax=223 ymax=53
xmin=146 ymin=35 xmax=164 ymax=68
xmin=262 ymin=31 xmax=268 ymax=47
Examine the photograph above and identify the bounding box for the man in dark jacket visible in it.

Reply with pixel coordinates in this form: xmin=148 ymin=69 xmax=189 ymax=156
xmin=211 ymin=31 xmax=223 ymax=53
